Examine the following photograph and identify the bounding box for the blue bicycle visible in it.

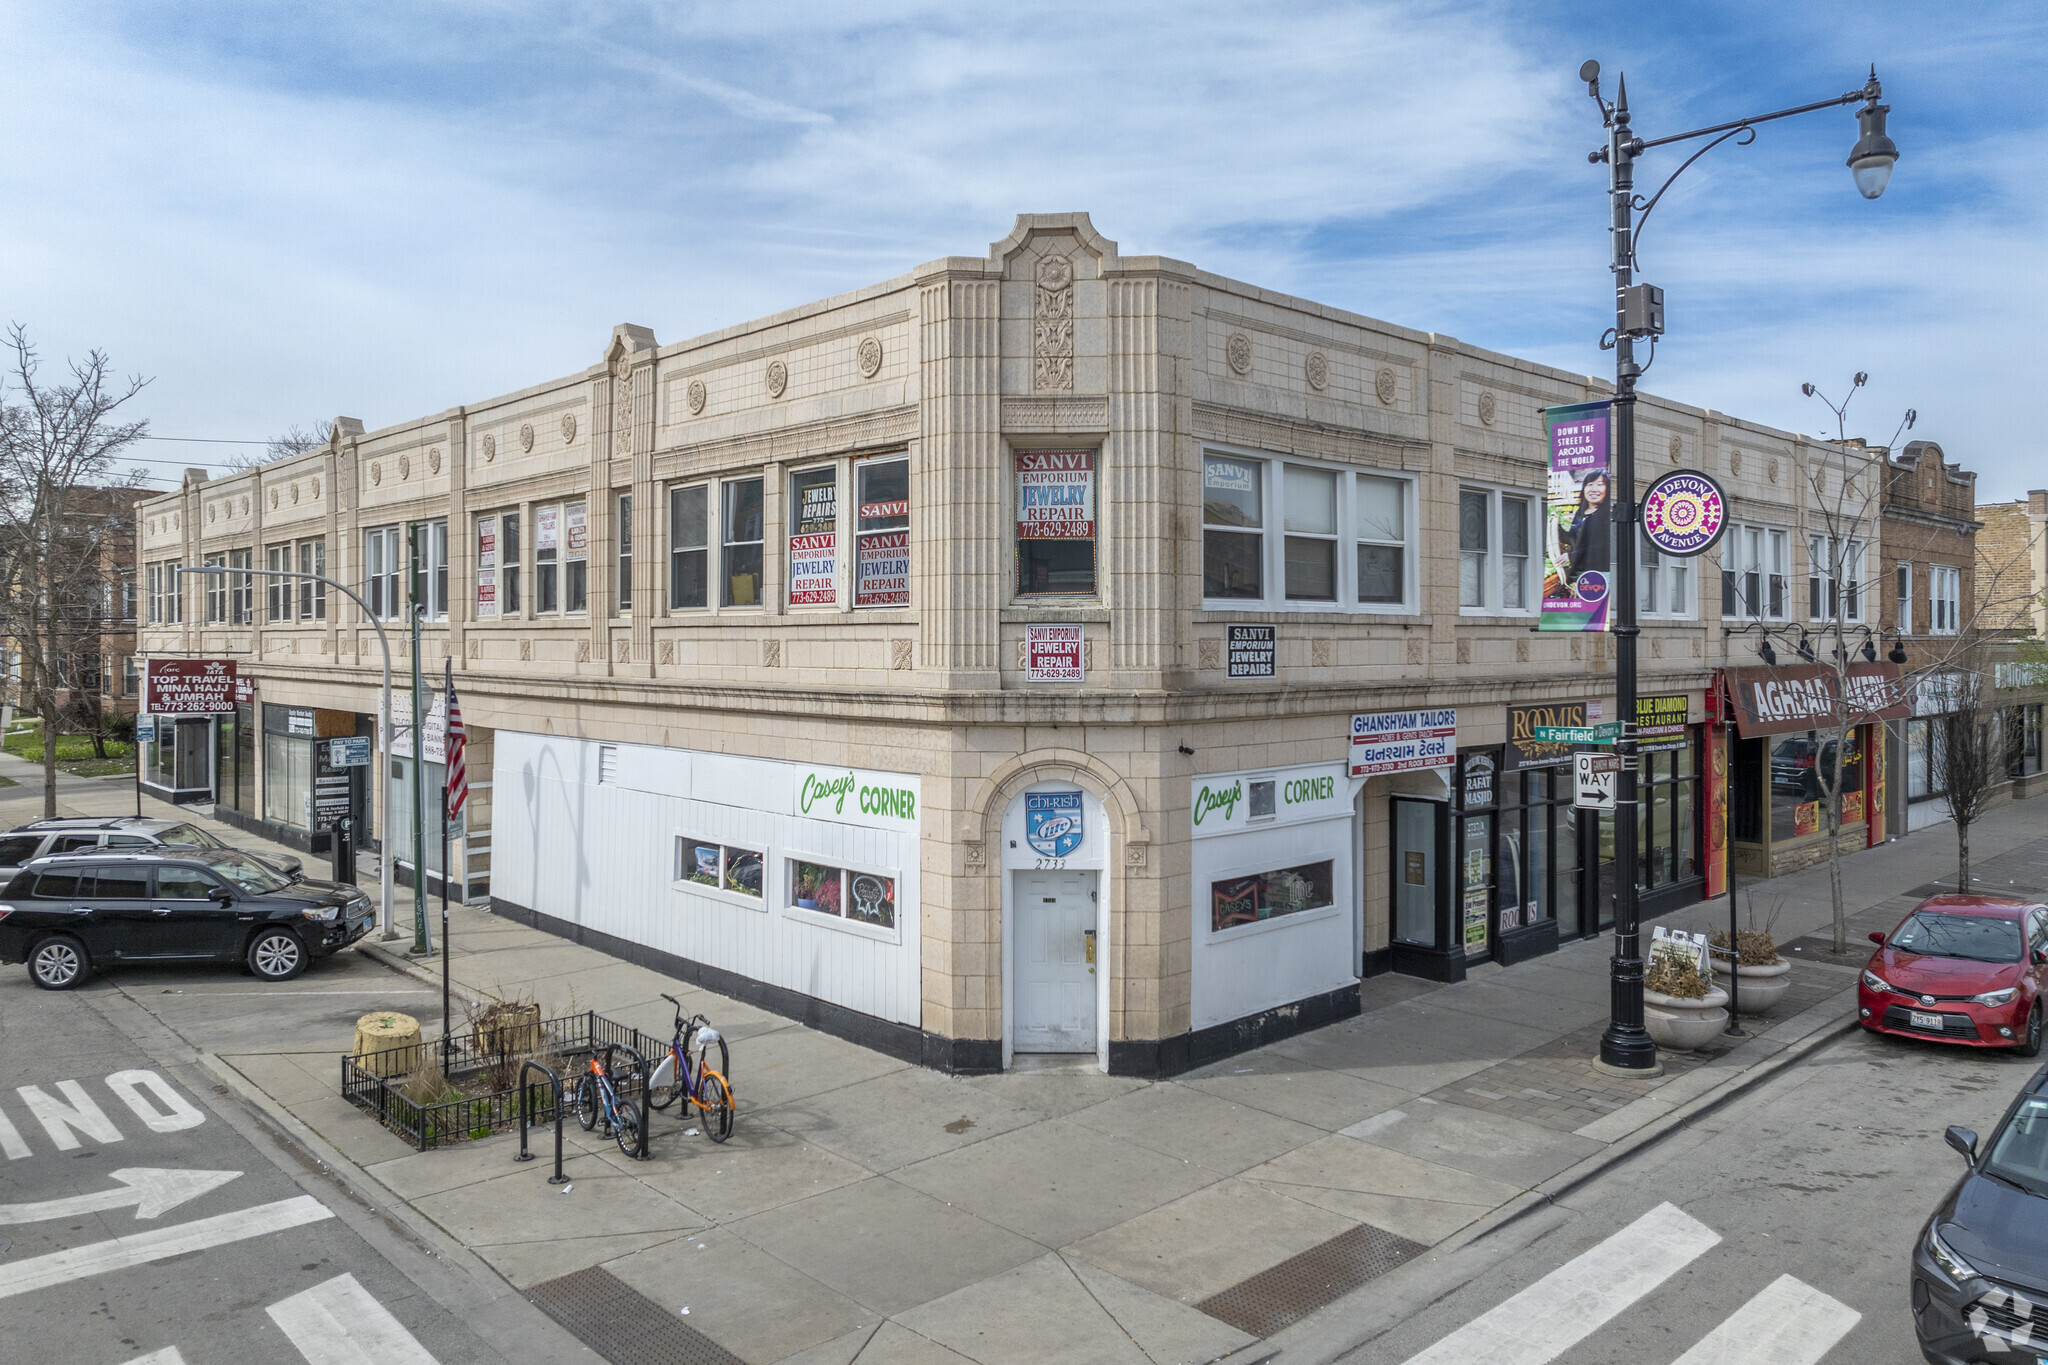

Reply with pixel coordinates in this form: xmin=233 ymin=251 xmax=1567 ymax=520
xmin=573 ymin=1050 xmax=643 ymax=1157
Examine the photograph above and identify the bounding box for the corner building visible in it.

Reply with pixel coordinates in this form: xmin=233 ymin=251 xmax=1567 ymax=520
xmin=137 ymin=213 xmax=1904 ymax=1076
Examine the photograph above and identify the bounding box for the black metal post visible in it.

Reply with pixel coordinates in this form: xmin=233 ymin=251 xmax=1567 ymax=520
xmin=516 ymin=1060 xmax=567 ymax=1184
xmin=1598 ymin=79 xmax=1658 ymax=1075
xmin=1722 ymin=722 xmax=1745 ymax=1035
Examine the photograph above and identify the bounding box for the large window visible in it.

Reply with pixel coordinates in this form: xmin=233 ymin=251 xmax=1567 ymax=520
xmin=616 ymin=494 xmax=633 ymax=611
xmin=676 ymin=837 xmax=762 ymax=902
xmin=787 ymin=468 xmax=837 ymax=607
xmin=501 ymin=512 xmax=522 ymax=614
xmin=1807 ymin=535 xmax=1866 ymax=624
xmin=203 ymin=554 xmax=228 ymax=623
xmin=1639 ymin=542 xmax=1694 ymax=619
xmin=410 ymin=519 xmax=450 ymax=619
xmin=1458 ymin=487 xmax=1534 ymax=613
xmin=1202 ymin=452 xmax=1415 ymax=611
xmin=1721 ymin=524 xmax=1789 ymax=621
xmin=2008 ymin=704 xmax=2044 ymax=779
xmin=147 ymin=562 xmax=183 ymax=624
xmin=722 ymin=479 xmax=764 ymax=607
xmin=1929 ymin=564 xmax=1960 ymax=635
xmin=267 ymin=545 xmax=292 ymax=621
xmin=1769 ymin=728 xmax=1865 ymax=842
xmin=1895 ymin=562 xmax=1913 ymax=635
xmin=668 ymin=484 xmax=708 ymax=610
xmin=1015 ymin=449 xmax=1097 ymax=596
xmin=364 ymin=527 xmax=402 ymax=620
xmin=855 ymin=456 xmax=909 ymax=608
xmin=563 ymin=502 xmax=587 ymax=613
xmin=536 ymin=505 xmax=559 ymax=613
xmin=120 ymin=576 xmax=137 ymax=621
xmin=1907 ymin=717 xmax=1946 ymax=802
xmin=1210 ymin=859 xmax=1335 ymax=932
xmin=229 ymin=549 xmax=252 ymax=625
xmin=789 ymin=858 xmax=897 ymax=929
xmin=297 ymin=540 xmax=325 ymax=620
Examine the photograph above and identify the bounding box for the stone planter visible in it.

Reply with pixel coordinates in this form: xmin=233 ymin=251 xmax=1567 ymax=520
xmin=1644 ymin=986 xmax=1730 ymax=1052
xmin=1721 ymin=959 xmax=1793 ymax=1016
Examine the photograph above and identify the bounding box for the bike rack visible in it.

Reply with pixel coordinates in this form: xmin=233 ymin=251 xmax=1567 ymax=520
xmin=514 ymin=1060 xmax=569 ymax=1184
xmin=600 ymin=1041 xmax=652 ymax=1160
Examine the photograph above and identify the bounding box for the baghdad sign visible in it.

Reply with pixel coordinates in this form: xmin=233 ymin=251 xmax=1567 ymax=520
xmin=144 ymin=659 xmax=237 ymax=714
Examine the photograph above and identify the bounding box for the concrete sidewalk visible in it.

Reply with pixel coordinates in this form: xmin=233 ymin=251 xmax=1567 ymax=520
xmin=4 ymin=749 xmax=2042 ymax=1365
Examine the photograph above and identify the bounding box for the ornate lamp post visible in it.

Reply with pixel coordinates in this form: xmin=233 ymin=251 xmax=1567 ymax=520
xmin=1579 ymin=63 xmax=1899 ymax=1074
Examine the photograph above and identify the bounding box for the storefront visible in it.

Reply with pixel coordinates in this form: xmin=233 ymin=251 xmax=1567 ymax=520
xmin=1998 ymin=659 xmax=2048 ymax=799
xmin=258 ymin=704 xmax=371 ymax=853
xmin=1904 ymin=672 xmax=1972 ymax=832
xmin=1720 ymin=662 xmax=1906 ymax=875
xmin=1189 ymin=762 xmax=1360 ymax=1032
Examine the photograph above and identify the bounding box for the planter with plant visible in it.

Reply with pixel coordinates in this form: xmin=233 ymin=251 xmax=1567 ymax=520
xmin=1643 ymin=954 xmax=1730 ymax=1051
xmin=1708 ymin=899 xmax=1794 ymax=1016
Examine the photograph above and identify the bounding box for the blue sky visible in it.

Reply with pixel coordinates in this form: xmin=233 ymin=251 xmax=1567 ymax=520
xmin=3 ymin=1 xmax=2041 ymax=498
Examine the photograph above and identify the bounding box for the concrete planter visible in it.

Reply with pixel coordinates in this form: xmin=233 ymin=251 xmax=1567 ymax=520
xmin=1644 ymin=986 xmax=1730 ymax=1052
xmin=1727 ymin=959 xmax=1793 ymax=1015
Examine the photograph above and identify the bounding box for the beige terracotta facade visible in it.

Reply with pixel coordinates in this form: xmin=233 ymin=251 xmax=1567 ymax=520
xmin=137 ymin=213 xmax=1921 ymax=1074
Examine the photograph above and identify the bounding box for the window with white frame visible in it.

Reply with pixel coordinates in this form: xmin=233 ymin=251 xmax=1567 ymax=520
xmin=1807 ymin=534 xmax=1865 ymax=623
xmin=410 ymin=519 xmax=450 ymax=619
xmin=1896 ymin=562 xmax=1913 ymax=635
xmin=616 ymin=494 xmax=633 ymax=611
xmin=229 ymin=549 xmax=252 ymax=624
xmin=674 ymin=835 xmax=763 ymax=902
xmin=1201 ymin=451 xmax=1416 ymax=611
xmin=722 ymin=480 xmax=764 ymax=607
xmin=1458 ymin=487 xmax=1534 ymax=613
xmin=1720 ymin=524 xmax=1789 ymax=621
xmin=1929 ymin=563 xmax=1960 ymax=634
xmin=120 ymin=576 xmax=137 ymax=621
xmin=203 ymin=554 xmax=228 ymax=622
xmin=1639 ymin=541 xmax=1695 ymax=618
xmin=266 ymin=546 xmax=291 ymax=621
xmin=536 ymin=507 xmax=560 ymax=613
xmin=297 ymin=539 xmax=326 ymax=620
xmin=668 ymin=484 xmax=708 ymax=610
xmin=364 ymin=526 xmax=402 ymax=620
xmin=854 ymin=456 xmax=910 ymax=608
xmin=563 ymin=503 xmax=587 ymax=613
xmin=789 ymin=855 xmax=897 ymax=930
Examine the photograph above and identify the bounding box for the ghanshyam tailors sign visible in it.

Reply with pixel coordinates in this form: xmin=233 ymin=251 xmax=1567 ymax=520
xmin=1540 ymin=401 xmax=1613 ymax=633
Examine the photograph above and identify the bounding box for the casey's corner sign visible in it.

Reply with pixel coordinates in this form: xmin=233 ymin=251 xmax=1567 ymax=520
xmin=1349 ymin=709 xmax=1456 ymax=778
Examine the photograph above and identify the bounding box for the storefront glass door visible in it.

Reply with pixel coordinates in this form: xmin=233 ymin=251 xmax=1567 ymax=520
xmin=1459 ymin=812 xmax=1491 ymax=957
xmin=1391 ymin=798 xmax=1440 ymax=949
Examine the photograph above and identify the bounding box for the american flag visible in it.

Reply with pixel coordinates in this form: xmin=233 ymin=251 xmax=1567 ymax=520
xmin=443 ymin=658 xmax=467 ymax=822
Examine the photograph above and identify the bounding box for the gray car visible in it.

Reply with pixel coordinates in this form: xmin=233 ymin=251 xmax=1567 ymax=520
xmin=0 ymin=817 xmax=302 ymax=882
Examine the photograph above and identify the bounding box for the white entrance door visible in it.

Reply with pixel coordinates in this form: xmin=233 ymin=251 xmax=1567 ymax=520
xmin=1014 ymin=869 xmax=1097 ymax=1053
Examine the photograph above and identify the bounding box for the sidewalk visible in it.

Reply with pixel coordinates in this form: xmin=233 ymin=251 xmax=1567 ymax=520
xmin=6 ymin=749 xmax=2042 ymax=1365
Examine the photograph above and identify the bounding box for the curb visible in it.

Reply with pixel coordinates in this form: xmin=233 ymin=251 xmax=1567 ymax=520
xmin=1213 ymin=994 xmax=1863 ymax=1365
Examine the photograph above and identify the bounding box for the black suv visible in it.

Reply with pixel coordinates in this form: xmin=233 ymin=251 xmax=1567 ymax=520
xmin=1915 ymin=1064 xmax=2048 ymax=1362
xmin=0 ymin=850 xmax=374 ymax=989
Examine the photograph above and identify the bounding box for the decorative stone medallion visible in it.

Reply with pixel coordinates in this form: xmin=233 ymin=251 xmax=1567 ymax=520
xmin=1225 ymin=332 xmax=1253 ymax=376
xmin=1730 ymin=449 xmax=1744 ymax=476
xmin=398 ymin=454 xmax=411 ymax=481
xmin=241 ymin=495 xmax=250 ymax=515
xmin=1305 ymin=350 xmax=1329 ymax=391
xmin=1376 ymin=368 xmax=1397 ymax=405
xmin=519 ymin=423 xmax=535 ymax=453
xmin=857 ymin=336 xmax=883 ymax=378
xmin=1767 ymin=456 xmax=1779 ymax=484
xmin=311 ymin=479 xmax=320 ymax=498
xmin=1477 ymin=391 xmax=1497 ymax=426
xmin=1033 ymin=254 xmax=1075 ymax=392
xmin=1669 ymin=434 xmax=1683 ymax=463
xmin=562 ymin=413 xmax=577 ymax=444
xmin=483 ymin=433 xmax=496 ymax=462
xmin=687 ymin=379 xmax=707 ymax=414
xmin=370 ymin=462 xmax=382 ymax=486
xmin=766 ymin=360 xmax=789 ymax=399
xmin=270 ymin=488 xmax=279 ymax=508
xmin=290 ymin=483 xmax=300 ymax=504
xmin=207 ymin=504 xmax=216 ymax=524
xmin=428 ymin=447 xmax=441 ymax=475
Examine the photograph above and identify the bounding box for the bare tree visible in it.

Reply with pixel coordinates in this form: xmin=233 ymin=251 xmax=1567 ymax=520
xmin=0 ymin=325 xmax=152 ymax=814
xmin=1934 ymin=666 xmax=2023 ymax=894
xmin=221 ymin=422 xmax=330 ymax=473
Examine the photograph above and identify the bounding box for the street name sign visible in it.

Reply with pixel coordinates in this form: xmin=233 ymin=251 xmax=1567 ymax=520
xmin=1534 ymin=722 xmax=1621 ymax=745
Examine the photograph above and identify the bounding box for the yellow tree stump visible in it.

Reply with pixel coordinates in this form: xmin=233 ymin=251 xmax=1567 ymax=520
xmin=353 ymin=1012 xmax=422 ymax=1077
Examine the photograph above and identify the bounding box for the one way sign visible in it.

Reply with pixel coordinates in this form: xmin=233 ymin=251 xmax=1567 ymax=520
xmin=1574 ymin=753 xmax=1621 ymax=811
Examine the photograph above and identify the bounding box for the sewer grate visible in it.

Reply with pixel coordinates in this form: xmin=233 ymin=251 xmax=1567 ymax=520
xmin=527 ymin=1266 xmax=745 ymax=1365
xmin=1196 ymin=1221 xmax=1428 ymax=1339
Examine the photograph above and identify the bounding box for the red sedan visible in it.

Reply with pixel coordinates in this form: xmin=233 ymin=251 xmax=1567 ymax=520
xmin=1858 ymin=895 xmax=2047 ymax=1056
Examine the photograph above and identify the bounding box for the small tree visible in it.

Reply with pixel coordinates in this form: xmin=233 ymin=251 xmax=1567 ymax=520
xmin=221 ymin=422 xmax=329 ymax=473
xmin=1935 ymin=675 xmax=2024 ymax=894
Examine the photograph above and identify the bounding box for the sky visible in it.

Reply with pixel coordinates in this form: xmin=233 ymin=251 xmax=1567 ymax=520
xmin=2 ymin=1 xmax=2041 ymax=499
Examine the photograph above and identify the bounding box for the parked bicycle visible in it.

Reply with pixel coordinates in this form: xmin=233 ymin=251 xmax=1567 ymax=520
xmin=574 ymin=1049 xmax=644 ymax=1157
xmin=646 ymin=993 xmax=735 ymax=1142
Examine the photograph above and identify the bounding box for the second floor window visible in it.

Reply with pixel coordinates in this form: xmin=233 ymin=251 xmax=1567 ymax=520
xmin=616 ymin=494 xmax=633 ymax=611
xmin=147 ymin=562 xmax=183 ymax=624
xmin=1929 ymin=564 xmax=1960 ymax=634
xmin=1639 ymin=542 xmax=1694 ymax=619
xmin=119 ymin=576 xmax=137 ymax=621
xmin=410 ymin=519 xmax=449 ymax=619
xmin=365 ymin=526 xmax=402 ymax=620
xmin=298 ymin=540 xmax=326 ymax=620
xmin=563 ymin=502 xmax=587 ymax=613
xmin=723 ymin=479 xmax=764 ymax=607
xmin=229 ymin=549 xmax=253 ymax=624
xmin=1203 ymin=453 xmax=1416 ymax=611
xmin=1721 ymin=524 xmax=1788 ymax=621
xmin=267 ymin=546 xmax=291 ymax=621
xmin=537 ymin=505 xmax=559 ymax=612
xmin=502 ymin=512 xmax=522 ymax=614
xmin=788 ymin=468 xmax=836 ymax=606
xmin=1808 ymin=535 xmax=1865 ymax=623
xmin=204 ymin=554 xmax=228 ymax=622
xmin=1458 ymin=487 xmax=1534 ymax=613
xmin=855 ymin=456 xmax=909 ymax=608
xmin=1896 ymin=562 xmax=1913 ymax=635
xmin=1016 ymin=449 xmax=1097 ymax=597
xmin=669 ymin=485 xmax=708 ymax=610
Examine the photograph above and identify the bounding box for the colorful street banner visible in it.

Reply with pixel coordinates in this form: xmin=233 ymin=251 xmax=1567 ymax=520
xmin=1540 ymin=401 xmax=1613 ymax=633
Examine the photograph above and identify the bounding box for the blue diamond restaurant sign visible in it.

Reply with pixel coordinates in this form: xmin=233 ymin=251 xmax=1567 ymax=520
xmin=1025 ymin=790 xmax=1084 ymax=858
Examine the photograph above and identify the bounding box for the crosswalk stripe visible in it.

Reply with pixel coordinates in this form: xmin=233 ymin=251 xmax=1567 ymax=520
xmin=1400 ymin=1202 xmax=1722 ymax=1365
xmin=0 ymin=1195 xmax=333 ymax=1299
xmin=268 ymin=1271 xmax=441 ymax=1365
xmin=1669 ymin=1274 xmax=1861 ymax=1365
xmin=120 ymin=1350 xmax=185 ymax=1364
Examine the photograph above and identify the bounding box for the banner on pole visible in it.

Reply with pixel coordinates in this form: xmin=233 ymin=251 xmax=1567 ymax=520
xmin=1539 ymin=401 xmax=1613 ymax=633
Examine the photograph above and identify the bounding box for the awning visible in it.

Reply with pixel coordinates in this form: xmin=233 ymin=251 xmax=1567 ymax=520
xmin=1720 ymin=662 xmax=1909 ymax=737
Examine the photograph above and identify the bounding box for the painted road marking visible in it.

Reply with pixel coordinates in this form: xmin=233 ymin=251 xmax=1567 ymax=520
xmin=269 ymin=1272 xmax=440 ymax=1365
xmin=1670 ymin=1274 xmax=1861 ymax=1365
xmin=16 ymin=1079 xmax=123 ymax=1150
xmin=0 ymin=1168 xmax=241 ymax=1225
xmin=0 ymin=1195 xmax=333 ymax=1299
xmin=120 ymin=1350 xmax=185 ymax=1364
xmin=1400 ymin=1202 xmax=1722 ymax=1365
xmin=105 ymin=1071 xmax=207 ymax=1133
xmin=0 ymin=1069 xmax=210 ymax=1157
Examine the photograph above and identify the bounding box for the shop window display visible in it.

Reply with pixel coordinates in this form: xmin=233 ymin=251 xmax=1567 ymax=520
xmin=677 ymin=839 xmax=762 ymax=900
xmin=1210 ymin=859 xmax=1334 ymax=932
xmin=790 ymin=859 xmax=897 ymax=929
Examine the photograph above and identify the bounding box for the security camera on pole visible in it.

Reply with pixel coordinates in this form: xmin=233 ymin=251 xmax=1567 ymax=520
xmin=1571 ymin=59 xmax=1898 ymax=1076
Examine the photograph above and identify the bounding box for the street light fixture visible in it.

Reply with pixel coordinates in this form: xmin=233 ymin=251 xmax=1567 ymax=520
xmin=1579 ymin=61 xmax=1898 ymax=1075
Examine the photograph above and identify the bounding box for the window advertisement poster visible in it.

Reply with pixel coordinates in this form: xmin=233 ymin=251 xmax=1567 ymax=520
xmin=1348 ymin=709 xmax=1456 ymax=777
xmin=1025 ymin=623 xmax=1085 ymax=682
xmin=1014 ymin=450 xmax=1095 ymax=541
xmin=1637 ymin=693 xmax=1689 ymax=753
xmin=536 ymin=505 xmax=559 ymax=553
xmin=1226 ymin=625 xmax=1276 ymax=678
xmin=565 ymin=502 xmax=588 ymax=560
xmin=856 ymin=531 xmax=908 ymax=606
xmin=476 ymin=516 xmax=498 ymax=615
xmin=1540 ymin=401 xmax=1613 ymax=633
xmin=789 ymin=468 xmax=838 ymax=606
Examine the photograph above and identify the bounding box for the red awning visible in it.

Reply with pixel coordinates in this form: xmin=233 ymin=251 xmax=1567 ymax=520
xmin=1720 ymin=662 xmax=1908 ymax=737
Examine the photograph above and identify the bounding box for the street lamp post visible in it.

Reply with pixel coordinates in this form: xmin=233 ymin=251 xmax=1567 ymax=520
xmin=180 ymin=565 xmax=398 ymax=939
xmin=1579 ymin=63 xmax=1898 ymax=1074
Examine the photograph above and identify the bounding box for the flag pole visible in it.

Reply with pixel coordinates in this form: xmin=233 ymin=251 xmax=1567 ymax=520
xmin=440 ymin=658 xmax=453 ymax=1076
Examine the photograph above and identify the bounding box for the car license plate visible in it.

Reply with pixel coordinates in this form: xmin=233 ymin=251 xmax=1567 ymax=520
xmin=1910 ymin=1010 xmax=1945 ymax=1030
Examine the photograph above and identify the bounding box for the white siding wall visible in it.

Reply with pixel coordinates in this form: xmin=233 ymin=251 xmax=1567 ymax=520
xmin=492 ymin=731 xmax=923 ymax=1026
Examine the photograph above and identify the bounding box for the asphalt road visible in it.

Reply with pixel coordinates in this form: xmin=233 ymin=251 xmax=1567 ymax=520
xmin=0 ymin=969 xmax=556 ymax=1365
xmin=1337 ymin=1024 xmax=2042 ymax=1365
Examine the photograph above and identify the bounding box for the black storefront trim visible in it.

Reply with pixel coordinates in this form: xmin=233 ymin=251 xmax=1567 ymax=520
xmin=1361 ymin=946 xmax=1394 ymax=978
xmin=1108 ymin=984 xmax=1361 ymax=1079
xmin=1497 ymin=917 xmax=1560 ymax=966
xmin=490 ymin=894 xmax=1003 ymax=1076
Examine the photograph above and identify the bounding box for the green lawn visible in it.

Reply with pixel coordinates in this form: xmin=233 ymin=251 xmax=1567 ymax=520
xmin=3 ymin=724 xmax=136 ymax=777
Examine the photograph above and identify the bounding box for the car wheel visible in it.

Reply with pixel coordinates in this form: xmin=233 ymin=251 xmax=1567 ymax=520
xmin=29 ymin=934 xmax=90 ymax=991
xmin=246 ymin=928 xmax=307 ymax=982
xmin=2017 ymin=1002 xmax=2043 ymax=1059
